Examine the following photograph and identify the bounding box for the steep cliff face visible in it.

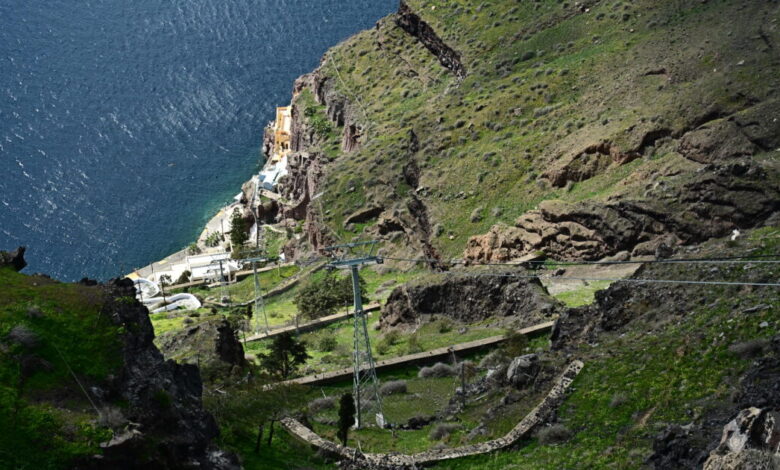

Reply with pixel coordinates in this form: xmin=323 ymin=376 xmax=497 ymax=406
xmin=89 ymin=279 xmax=238 ymax=470
xmin=267 ymin=0 xmax=780 ymax=268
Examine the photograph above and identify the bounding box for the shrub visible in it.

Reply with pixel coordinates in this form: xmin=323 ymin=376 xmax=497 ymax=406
xmin=609 ymin=392 xmax=628 ymax=408
xmin=537 ymin=424 xmax=572 ymax=445
xmin=205 ymin=232 xmax=223 ymax=248
xmin=294 ymin=272 xmax=366 ymax=320
xmin=435 ymin=318 xmax=454 ymax=334
xmin=406 ymin=333 xmax=423 ymax=354
xmin=308 ymin=396 xmax=336 ymax=414
xmin=479 ymin=350 xmax=508 ymax=369
xmin=187 ymin=243 xmax=201 ymax=255
xmin=175 ymin=270 xmax=191 ymax=285
xmin=376 ymin=330 xmax=401 ymax=355
xmin=379 ymin=380 xmax=407 ymax=396
xmin=418 ymin=362 xmax=456 ymax=379
xmin=429 ymin=423 xmax=461 ymax=441
xmin=502 ymin=331 xmax=529 ymax=357
xmin=318 ymin=336 xmax=338 ymax=352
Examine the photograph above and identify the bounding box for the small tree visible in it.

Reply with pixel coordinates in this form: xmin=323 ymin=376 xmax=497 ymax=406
xmin=337 ymin=393 xmax=356 ymax=446
xmin=175 ymin=270 xmax=191 ymax=285
xmin=229 ymin=208 xmax=249 ymax=253
xmin=257 ymin=332 xmax=309 ymax=380
xmin=293 ymin=272 xmax=367 ymax=320
xmin=205 ymin=232 xmax=223 ymax=248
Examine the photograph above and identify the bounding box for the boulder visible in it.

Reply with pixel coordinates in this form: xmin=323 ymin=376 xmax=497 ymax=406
xmin=0 ymin=246 xmax=26 ymax=272
xmin=506 ymin=354 xmax=539 ymax=387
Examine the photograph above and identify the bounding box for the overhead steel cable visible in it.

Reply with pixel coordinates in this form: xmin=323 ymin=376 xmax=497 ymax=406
xmin=293 ymin=253 xmax=780 ymax=287
xmin=379 ymin=254 xmax=780 ymax=267
xmin=432 ymin=270 xmax=780 ymax=288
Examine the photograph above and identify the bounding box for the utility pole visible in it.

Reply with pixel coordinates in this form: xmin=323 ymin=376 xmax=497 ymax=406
xmin=160 ymin=276 xmax=167 ymax=307
xmin=324 ymin=240 xmax=385 ymax=429
xmin=217 ymin=259 xmax=230 ymax=304
xmin=152 ymin=265 xmax=166 ymax=306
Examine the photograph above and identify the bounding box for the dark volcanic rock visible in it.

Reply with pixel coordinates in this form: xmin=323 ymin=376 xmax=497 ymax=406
xmin=678 ymin=119 xmax=757 ymax=164
xmin=647 ymin=424 xmax=711 ymax=470
xmin=380 ymin=272 xmax=561 ymax=329
xmin=156 ymin=315 xmax=247 ymax=383
xmin=506 ymin=354 xmax=540 ymax=388
xmin=77 ymin=278 xmax=239 ymax=470
xmin=733 ymin=335 xmax=780 ymax=410
xmin=0 ymin=246 xmax=26 ymax=272
xmin=396 ymin=1 xmax=466 ymax=79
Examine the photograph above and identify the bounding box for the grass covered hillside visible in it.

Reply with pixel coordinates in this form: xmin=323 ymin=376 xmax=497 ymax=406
xmin=0 ymin=250 xmax=235 ymax=470
xmin=0 ymin=266 xmax=117 ymax=468
xmin=277 ymin=0 xmax=780 ymax=265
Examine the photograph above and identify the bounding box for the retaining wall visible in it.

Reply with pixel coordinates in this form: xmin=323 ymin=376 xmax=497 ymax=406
xmin=281 ymin=360 xmax=583 ymax=468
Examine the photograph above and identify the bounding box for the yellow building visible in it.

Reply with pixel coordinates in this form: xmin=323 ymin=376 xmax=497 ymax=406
xmin=272 ymin=106 xmax=292 ymax=162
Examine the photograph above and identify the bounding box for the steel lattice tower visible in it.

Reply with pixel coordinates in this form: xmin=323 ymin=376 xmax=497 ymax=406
xmin=325 ymin=241 xmax=385 ymax=428
xmin=238 ymin=254 xmax=273 ymax=335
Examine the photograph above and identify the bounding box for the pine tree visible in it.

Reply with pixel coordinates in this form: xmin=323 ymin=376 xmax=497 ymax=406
xmin=229 ymin=208 xmax=248 ymax=253
xmin=257 ymin=332 xmax=309 ymax=380
xmin=337 ymin=393 xmax=356 ymax=446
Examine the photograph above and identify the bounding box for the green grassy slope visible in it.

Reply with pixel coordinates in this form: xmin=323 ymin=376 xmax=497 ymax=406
xmin=293 ymin=0 xmax=778 ymax=260
xmin=0 ymin=268 xmax=119 ymax=469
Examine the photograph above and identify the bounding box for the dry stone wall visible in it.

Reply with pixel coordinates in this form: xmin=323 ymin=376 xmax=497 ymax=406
xmin=281 ymin=360 xmax=584 ymax=468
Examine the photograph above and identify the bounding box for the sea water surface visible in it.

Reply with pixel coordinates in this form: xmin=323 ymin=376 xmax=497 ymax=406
xmin=0 ymin=0 xmax=396 ymax=281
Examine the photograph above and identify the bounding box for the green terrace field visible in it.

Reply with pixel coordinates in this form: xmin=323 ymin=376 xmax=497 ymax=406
xmin=243 ymin=312 xmax=507 ymax=375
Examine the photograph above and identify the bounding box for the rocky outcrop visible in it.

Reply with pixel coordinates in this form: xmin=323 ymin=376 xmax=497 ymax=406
xmin=0 ymin=246 xmax=26 ymax=272
xmin=79 ymin=279 xmax=238 ymax=470
xmin=543 ymin=141 xmax=644 ymax=188
xmin=380 ymin=272 xmax=561 ymax=330
xmin=274 ymin=64 xmax=361 ymax=252
xmin=466 ymin=161 xmax=780 ymax=263
xmin=344 ymin=205 xmax=384 ymax=226
xmin=156 ymin=315 xmax=247 ymax=383
xmin=679 ymin=100 xmax=780 ymax=164
xmin=703 ymin=408 xmax=780 ymax=470
xmin=678 ymin=119 xmax=758 ymax=164
xmin=396 ymin=1 xmax=466 ymax=79
xmin=277 ymin=151 xmax=333 ymax=254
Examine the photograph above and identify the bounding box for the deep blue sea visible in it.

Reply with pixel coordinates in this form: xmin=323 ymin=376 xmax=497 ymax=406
xmin=0 ymin=0 xmax=396 ymax=281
